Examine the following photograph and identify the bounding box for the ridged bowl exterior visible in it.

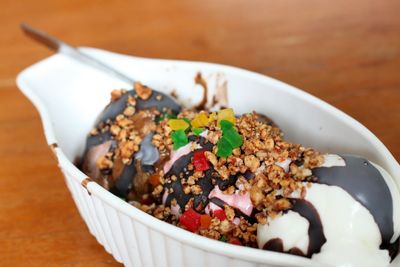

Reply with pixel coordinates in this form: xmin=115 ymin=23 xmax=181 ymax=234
xmin=59 ymin=164 xmax=321 ymax=267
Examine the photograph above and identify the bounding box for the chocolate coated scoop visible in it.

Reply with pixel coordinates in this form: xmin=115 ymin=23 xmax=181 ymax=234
xmin=82 ymin=88 xmax=181 ymax=198
xmin=314 ymin=155 xmax=394 ymax=244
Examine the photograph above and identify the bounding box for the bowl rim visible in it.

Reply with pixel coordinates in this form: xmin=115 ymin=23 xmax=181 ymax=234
xmin=16 ymin=47 xmax=400 ymax=267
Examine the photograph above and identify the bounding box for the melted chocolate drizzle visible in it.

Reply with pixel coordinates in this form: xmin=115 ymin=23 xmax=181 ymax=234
xmin=314 ymin=155 xmax=394 ymax=245
xmin=263 ymin=238 xmax=285 ymax=253
xmin=84 ymin=131 xmax=113 ymax=153
xmin=83 ymin=89 xmax=182 ymax=199
xmin=164 ymin=148 xmax=214 ymax=211
xmin=263 ymin=238 xmax=308 ymax=257
xmin=163 ymin=136 xmax=214 ymax=208
xmin=290 ymin=199 xmax=326 ymax=257
xmin=110 ymin=159 xmax=136 ymax=198
xmin=261 ymin=199 xmax=326 ymax=258
xmin=194 ymin=73 xmax=208 ymax=111
xmin=99 ymin=89 xmax=181 ymax=123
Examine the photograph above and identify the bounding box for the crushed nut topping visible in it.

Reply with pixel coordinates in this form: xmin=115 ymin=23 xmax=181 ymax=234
xmin=86 ymin=88 xmax=325 ymax=249
xmin=134 ymin=82 xmax=152 ymax=100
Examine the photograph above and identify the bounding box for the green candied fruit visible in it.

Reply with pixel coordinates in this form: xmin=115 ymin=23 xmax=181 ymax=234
xmin=219 ymin=235 xmax=227 ymax=242
xmin=217 ymin=136 xmax=233 ymax=157
xmin=223 ymin=128 xmax=243 ymax=149
xmin=171 ymin=130 xmax=188 ymax=150
xmin=192 ymin=127 xmax=205 ymax=136
xmin=220 ymin=119 xmax=234 ymax=132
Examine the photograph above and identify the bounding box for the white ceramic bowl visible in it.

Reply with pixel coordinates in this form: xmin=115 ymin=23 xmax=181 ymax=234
xmin=17 ymin=47 xmax=400 ymax=267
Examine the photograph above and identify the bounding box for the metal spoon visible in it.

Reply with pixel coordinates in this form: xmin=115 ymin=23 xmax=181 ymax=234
xmin=21 ymin=23 xmax=182 ymax=115
xmin=21 ymin=23 xmax=136 ymax=86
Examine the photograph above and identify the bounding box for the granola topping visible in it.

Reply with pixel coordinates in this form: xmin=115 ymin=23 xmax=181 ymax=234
xmin=82 ymin=88 xmax=326 ymax=250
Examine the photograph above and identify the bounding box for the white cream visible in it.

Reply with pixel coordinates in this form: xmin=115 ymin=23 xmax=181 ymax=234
xmin=275 ymin=158 xmax=291 ymax=173
xmin=257 ymin=211 xmax=310 ymax=254
xmin=321 ymin=154 xmax=346 ymax=168
xmin=306 ymin=184 xmax=391 ymax=267
xmin=257 ymin=181 xmax=393 ymax=266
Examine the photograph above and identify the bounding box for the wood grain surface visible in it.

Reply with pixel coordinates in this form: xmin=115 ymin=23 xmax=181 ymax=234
xmin=1 ymin=0 xmax=399 ymax=266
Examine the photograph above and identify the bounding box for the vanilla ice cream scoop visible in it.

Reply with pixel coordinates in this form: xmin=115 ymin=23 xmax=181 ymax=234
xmin=257 ymin=154 xmax=400 ymax=267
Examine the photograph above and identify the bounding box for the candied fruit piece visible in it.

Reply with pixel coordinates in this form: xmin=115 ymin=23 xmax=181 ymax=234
xmin=218 ymin=108 xmax=235 ymax=125
xmin=192 ymin=150 xmax=210 ymax=171
xmin=214 ymin=209 xmax=227 ymax=221
xmin=192 ymin=128 xmax=205 ymax=136
xmin=149 ymin=173 xmax=161 ymax=186
xmin=220 ymin=119 xmax=234 ymax=132
xmin=200 ymin=214 xmax=212 ymax=229
xmin=191 ymin=112 xmax=209 ymax=128
xmin=179 ymin=208 xmax=201 ymax=232
xmin=171 ymin=130 xmax=189 ymax=150
xmin=168 ymin=119 xmax=190 ymax=131
xmin=217 ymin=137 xmax=233 ymax=158
xmin=223 ymin=128 xmax=243 ymax=148
xmin=209 ymin=112 xmax=217 ymax=123
xmin=229 ymin=238 xmax=242 ymax=245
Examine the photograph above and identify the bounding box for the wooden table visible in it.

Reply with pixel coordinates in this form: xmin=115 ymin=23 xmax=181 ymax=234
xmin=1 ymin=0 xmax=399 ymax=266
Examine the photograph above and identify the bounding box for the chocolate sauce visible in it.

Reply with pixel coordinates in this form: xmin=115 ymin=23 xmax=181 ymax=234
xmin=165 ymin=151 xmax=194 ymax=177
xmin=194 ymin=168 xmax=214 ymax=209
xmin=110 ymin=133 xmax=159 ymax=199
xmin=83 ymin=89 xmax=181 ymax=199
xmin=194 ymin=73 xmax=208 ymax=111
xmin=164 ymin=151 xmax=214 ymax=211
xmin=110 ymin=159 xmax=136 ymax=198
xmin=163 ymin=136 xmax=215 ymax=211
xmin=291 ymin=199 xmax=326 ymax=257
xmin=263 ymin=238 xmax=306 ymax=257
xmin=382 ymin=236 xmax=400 ymax=260
xmin=82 ymin=132 xmax=114 ymax=182
xmin=263 ymin=238 xmax=284 ymax=253
xmin=255 ymin=112 xmax=278 ymax=127
xmin=209 ymin=197 xmax=225 ymax=208
xmin=84 ymin=131 xmax=112 ymax=152
xmin=261 ymin=199 xmax=325 ymax=258
xmin=99 ymin=89 xmax=181 ymax=123
xmin=314 ymin=155 xmax=394 ymax=244
xmin=217 ymin=174 xmax=238 ymax=191
xmin=166 ymin=180 xmax=192 ymax=208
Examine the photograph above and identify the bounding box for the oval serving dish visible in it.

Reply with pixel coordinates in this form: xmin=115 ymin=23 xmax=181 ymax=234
xmin=17 ymin=47 xmax=400 ymax=267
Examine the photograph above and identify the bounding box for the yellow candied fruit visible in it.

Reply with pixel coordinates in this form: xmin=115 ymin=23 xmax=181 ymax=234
xmin=209 ymin=112 xmax=217 ymax=123
xmin=168 ymin=119 xmax=190 ymax=131
xmin=191 ymin=112 xmax=209 ymax=128
xmin=217 ymin=108 xmax=235 ymax=125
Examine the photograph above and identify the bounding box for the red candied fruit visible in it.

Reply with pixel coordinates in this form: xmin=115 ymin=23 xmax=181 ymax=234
xmin=192 ymin=150 xmax=210 ymax=171
xmin=179 ymin=208 xmax=201 ymax=232
xmin=148 ymin=173 xmax=161 ymax=186
xmin=229 ymin=238 xmax=242 ymax=246
xmin=200 ymin=214 xmax=212 ymax=229
xmin=140 ymin=195 xmax=154 ymax=205
xmin=213 ymin=209 xmax=227 ymax=221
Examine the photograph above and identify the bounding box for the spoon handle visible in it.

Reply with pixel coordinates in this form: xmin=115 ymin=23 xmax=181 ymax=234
xmin=21 ymin=23 xmax=135 ymax=86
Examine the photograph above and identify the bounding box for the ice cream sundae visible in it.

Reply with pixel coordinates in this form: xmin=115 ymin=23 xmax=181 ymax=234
xmin=80 ymin=82 xmax=400 ymax=267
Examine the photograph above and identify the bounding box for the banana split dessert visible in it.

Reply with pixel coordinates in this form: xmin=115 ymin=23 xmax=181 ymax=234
xmin=80 ymin=81 xmax=400 ymax=267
